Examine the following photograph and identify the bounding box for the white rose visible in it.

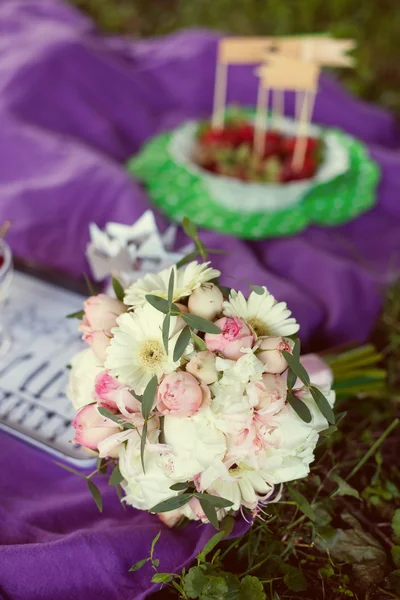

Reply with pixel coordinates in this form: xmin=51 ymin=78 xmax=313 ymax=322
xmin=67 ymin=348 xmax=103 ymax=410
xmin=162 ymin=412 xmax=227 ymax=481
xmin=188 ymin=283 xmax=223 ymax=321
xmin=119 ymin=437 xmax=176 ymax=511
xmin=216 ymin=350 xmax=265 ymax=387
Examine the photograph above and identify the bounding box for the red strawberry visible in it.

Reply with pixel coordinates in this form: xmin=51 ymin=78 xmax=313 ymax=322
xmin=262 ymin=130 xmax=282 ymax=158
xmin=0 ymin=255 xmax=3 ymax=269
xmin=280 ymin=156 xmax=317 ymax=183
xmin=234 ymin=123 xmax=254 ymax=146
xmin=280 ymin=136 xmax=319 ymax=157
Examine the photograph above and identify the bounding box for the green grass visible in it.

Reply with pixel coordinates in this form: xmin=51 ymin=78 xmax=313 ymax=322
xmin=70 ymin=0 xmax=400 ymax=118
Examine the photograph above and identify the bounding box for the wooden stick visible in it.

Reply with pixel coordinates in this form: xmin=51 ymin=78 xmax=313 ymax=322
xmin=211 ymin=61 xmax=228 ymax=129
xmin=253 ymin=82 xmax=269 ymax=158
xmin=292 ymin=89 xmax=316 ymax=171
xmin=295 ymin=89 xmax=304 ymax=123
xmin=272 ymin=88 xmax=284 ymax=129
xmin=0 ymin=221 xmax=11 ymax=240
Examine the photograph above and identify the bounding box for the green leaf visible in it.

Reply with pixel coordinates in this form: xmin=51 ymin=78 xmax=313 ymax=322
xmin=331 ymin=473 xmax=360 ymax=499
xmin=219 ymin=514 xmax=235 ymax=538
xmin=310 ymin=386 xmax=335 ymax=424
xmin=152 ymin=573 xmax=173 ymax=584
xmin=183 ymin=566 xmax=207 ymax=598
xmin=176 ymin=251 xmax=200 ymax=269
xmin=151 ymin=531 xmax=161 ymax=558
xmin=197 ymin=531 xmax=225 ymax=561
xmin=287 ymin=391 xmax=312 ymax=423
xmin=55 ymin=462 xmax=87 ymax=477
xmin=283 ymin=567 xmax=307 ymax=592
xmin=319 ymin=425 xmax=338 ymax=437
xmin=239 ymin=576 xmax=266 ymax=600
xmin=84 ymin=272 xmax=96 ymax=296
xmin=249 ymin=284 xmax=265 ymax=295
xmin=286 ymin=366 xmax=297 ymax=389
xmin=195 ymin=493 xmax=234 ymax=509
xmin=195 ymin=238 xmax=207 ymax=260
xmin=145 ymin=295 xmax=170 ymax=314
xmin=287 ymin=485 xmax=315 ymax=521
xmin=392 ymin=546 xmax=400 ymax=568
xmin=66 ymin=309 xmax=84 ymax=320
xmin=318 ymin=563 xmax=335 ymax=579
xmin=87 ymin=479 xmax=103 ymax=513
xmin=115 ymin=483 xmax=125 ymax=508
xmin=162 ymin=313 xmax=171 ymax=353
xmin=140 ymin=420 xmax=148 ymax=473
xmin=170 ymin=482 xmax=190 ymax=491
xmin=292 ymin=338 xmax=301 ymax=359
xmin=112 ymin=277 xmax=125 ymax=301
xmin=129 ymin=558 xmax=149 ymax=572
xmin=199 ymin=498 xmax=219 ymax=530
xmin=109 ymin=465 xmax=124 ymax=487
xmin=191 ymin=332 xmax=208 ymax=351
xmin=182 ymin=216 xmax=198 ymax=240
xmin=173 ymin=325 xmax=191 ymax=362
xmin=141 ymin=375 xmax=158 ymax=420
xmin=282 ymin=349 xmax=310 ymax=386
xmin=150 ymin=493 xmax=192 ymax=513
xmin=392 ymin=509 xmax=400 ymax=541
xmin=167 ymin=268 xmax=175 ymax=308
xmin=182 ymin=313 xmax=221 ymax=334
xmin=97 ymin=406 xmax=135 ymax=429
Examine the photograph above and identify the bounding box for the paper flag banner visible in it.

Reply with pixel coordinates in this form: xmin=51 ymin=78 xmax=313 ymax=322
xmin=256 ymin=57 xmax=320 ymax=91
xmin=271 ymin=37 xmax=355 ymax=67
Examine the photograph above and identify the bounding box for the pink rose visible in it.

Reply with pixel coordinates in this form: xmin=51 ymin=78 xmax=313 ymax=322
xmin=255 ymin=336 xmax=294 ymax=374
xmin=72 ymin=404 xmax=120 ymax=451
xmin=156 ymin=371 xmax=209 ymax=417
xmin=94 ymin=371 xmax=141 ymax=413
xmin=79 ymin=294 xmax=126 ymax=363
xmin=186 ymin=351 xmax=218 ymax=385
xmin=205 ymin=316 xmax=253 ymax=360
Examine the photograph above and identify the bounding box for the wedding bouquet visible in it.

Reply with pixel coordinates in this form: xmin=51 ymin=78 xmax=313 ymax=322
xmin=67 ymin=250 xmax=335 ymax=528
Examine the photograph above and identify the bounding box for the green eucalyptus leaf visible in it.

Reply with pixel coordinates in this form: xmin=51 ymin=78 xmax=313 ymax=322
xmin=84 ymin=273 xmax=96 ymax=296
xmin=145 ymin=295 xmax=170 ymax=314
xmin=176 ymin=251 xmax=200 ymax=269
xmin=310 ymin=386 xmax=335 ymax=424
xmin=141 ymin=376 xmax=158 ymax=420
xmin=140 ymin=420 xmax=148 ymax=474
xmin=183 ymin=313 xmax=221 ymax=334
xmin=191 ymin=332 xmax=208 ymax=351
xmin=66 ymin=309 xmax=84 ymax=320
xmin=109 ymin=465 xmax=124 ymax=487
xmin=194 ymin=493 xmax=234 ymax=509
xmin=199 ymin=498 xmax=219 ymax=530
xmin=197 ymin=531 xmax=225 ymax=562
xmin=167 ymin=268 xmax=175 ymax=307
xmin=182 ymin=216 xmax=198 ymax=240
xmin=282 ymin=349 xmax=310 ymax=386
xmin=129 ymin=558 xmax=149 ymax=572
xmin=249 ymin=284 xmax=265 ymax=295
xmin=87 ymin=479 xmax=103 ymax=513
xmin=97 ymin=407 xmax=136 ymax=429
xmin=331 ymin=473 xmax=360 ymax=499
xmin=150 ymin=493 xmax=192 ymax=513
xmin=286 ymin=367 xmax=297 ymax=389
xmin=55 ymin=462 xmax=87 ymax=478
xmin=151 ymin=531 xmax=161 ymax=558
xmin=173 ymin=325 xmax=191 ymax=362
xmin=287 ymin=391 xmax=312 ymax=423
xmin=170 ymin=482 xmax=190 ymax=491
xmin=162 ymin=313 xmax=171 ymax=353
xmin=112 ymin=277 xmax=125 ymax=301
xmin=287 ymin=485 xmax=315 ymax=521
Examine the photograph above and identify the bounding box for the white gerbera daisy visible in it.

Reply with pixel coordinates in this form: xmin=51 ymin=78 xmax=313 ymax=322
xmin=223 ymin=287 xmax=299 ymax=337
xmin=105 ymin=304 xmax=188 ymax=394
xmin=123 ymin=261 xmax=221 ymax=309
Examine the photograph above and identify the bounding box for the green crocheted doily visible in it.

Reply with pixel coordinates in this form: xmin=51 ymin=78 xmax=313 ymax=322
xmin=127 ymin=119 xmax=380 ymax=240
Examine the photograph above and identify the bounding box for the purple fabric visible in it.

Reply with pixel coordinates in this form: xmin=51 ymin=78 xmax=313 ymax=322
xmin=1 ymin=1 xmax=400 ymax=598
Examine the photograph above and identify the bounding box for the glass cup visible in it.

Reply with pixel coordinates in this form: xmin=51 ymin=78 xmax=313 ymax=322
xmin=0 ymin=238 xmax=13 ymax=358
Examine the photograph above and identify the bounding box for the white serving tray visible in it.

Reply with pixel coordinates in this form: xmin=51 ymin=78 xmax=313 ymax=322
xmin=0 ymin=271 xmax=96 ymax=467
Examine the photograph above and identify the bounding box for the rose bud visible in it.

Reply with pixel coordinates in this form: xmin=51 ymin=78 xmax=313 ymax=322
xmin=188 ymin=283 xmax=223 ymax=321
xmin=186 ymin=351 xmax=218 ymax=385
xmin=72 ymin=404 xmax=120 ymax=451
xmin=94 ymin=371 xmax=141 ymax=413
xmin=205 ymin=316 xmax=253 ymax=360
xmin=79 ymin=294 xmax=126 ymax=364
xmin=247 ymin=374 xmax=287 ymax=414
xmin=156 ymin=371 xmax=210 ymax=417
xmin=255 ymin=336 xmax=294 ymax=374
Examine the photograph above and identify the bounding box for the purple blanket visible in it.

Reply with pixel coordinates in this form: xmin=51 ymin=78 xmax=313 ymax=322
xmin=1 ymin=1 xmax=400 ymax=599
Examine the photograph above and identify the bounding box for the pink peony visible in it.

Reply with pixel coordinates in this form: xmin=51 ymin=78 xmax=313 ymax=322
xmin=156 ymin=371 xmax=209 ymax=417
xmin=94 ymin=371 xmax=141 ymax=413
xmin=79 ymin=294 xmax=126 ymax=363
xmin=186 ymin=351 xmax=218 ymax=385
xmin=72 ymin=404 xmax=120 ymax=451
xmin=205 ymin=316 xmax=253 ymax=360
xmin=247 ymin=374 xmax=287 ymax=421
xmin=255 ymin=336 xmax=294 ymax=374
